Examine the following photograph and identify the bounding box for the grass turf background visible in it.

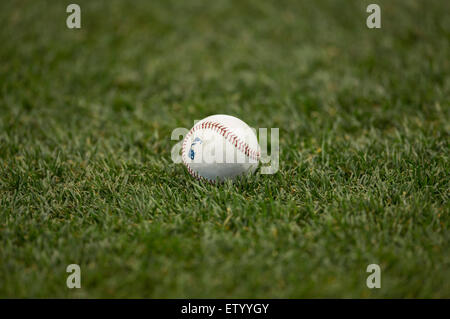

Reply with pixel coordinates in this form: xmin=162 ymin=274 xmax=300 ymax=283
xmin=0 ymin=0 xmax=449 ymax=297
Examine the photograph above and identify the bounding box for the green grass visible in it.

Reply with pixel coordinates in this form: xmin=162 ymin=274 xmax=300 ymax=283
xmin=0 ymin=0 xmax=449 ymax=298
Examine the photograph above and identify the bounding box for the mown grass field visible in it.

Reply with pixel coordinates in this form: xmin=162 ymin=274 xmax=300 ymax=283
xmin=0 ymin=0 xmax=449 ymax=298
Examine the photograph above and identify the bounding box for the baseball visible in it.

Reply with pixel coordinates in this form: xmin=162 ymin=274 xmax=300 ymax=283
xmin=182 ymin=114 xmax=260 ymax=182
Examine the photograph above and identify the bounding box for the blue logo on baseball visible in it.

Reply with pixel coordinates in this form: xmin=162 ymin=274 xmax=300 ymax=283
xmin=189 ymin=137 xmax=202 ymax=160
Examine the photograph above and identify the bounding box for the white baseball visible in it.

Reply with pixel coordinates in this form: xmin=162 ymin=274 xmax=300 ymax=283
xmin=182 ymin=114 xmax=260 ymax=182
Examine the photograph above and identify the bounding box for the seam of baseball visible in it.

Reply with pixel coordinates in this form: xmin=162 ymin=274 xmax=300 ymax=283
xmin=182 ymin=120 xmax=260 ymax=182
